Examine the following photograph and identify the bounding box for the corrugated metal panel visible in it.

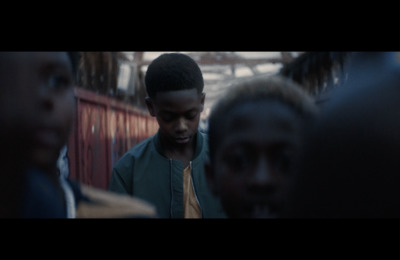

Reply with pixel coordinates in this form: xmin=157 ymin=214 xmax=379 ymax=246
xmin=68 ymin=87 xmax=158 ymax=190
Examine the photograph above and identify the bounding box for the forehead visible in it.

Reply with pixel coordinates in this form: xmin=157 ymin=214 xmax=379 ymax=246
xmin=0 ymin=52 xmax=72 ymax=86
xmin=0 ymin=52 xmax=72 ymax=91
xmin=153 ymin=88 xmax=202 ymax=110
xmin=0 ymin=52 xmax=70 ymax=68
xmin=0 ymin=52 xmax=71 ymax=95
xmin=220 ymin=100 xmax=303 ymax=145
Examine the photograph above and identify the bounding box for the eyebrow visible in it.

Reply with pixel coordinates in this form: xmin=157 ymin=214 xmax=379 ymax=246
xmin=220 ymin=132 xmax=299 ymax=148
xmin=41 ymin=62 xmax=72 ymax=72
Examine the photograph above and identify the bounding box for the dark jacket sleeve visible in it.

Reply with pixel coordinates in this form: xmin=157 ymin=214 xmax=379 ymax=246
xmin=108 ymin=154 xmax=134 ymax=196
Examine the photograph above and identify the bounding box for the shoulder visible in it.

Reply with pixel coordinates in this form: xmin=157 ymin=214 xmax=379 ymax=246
xmin=127 ymin=135 xmax=156 ymax=156
xmin=198 ymin=131 xmax=209 ymax=152
xmin=193 ymin=131 xmax=209 ymax=160
xmin=115 ymin=135 xmax=156 ymax=167
xmin=199 ymin=130 xmax=209 ymax=143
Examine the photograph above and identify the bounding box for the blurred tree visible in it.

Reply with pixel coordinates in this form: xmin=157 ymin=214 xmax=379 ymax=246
xmin=77 ymin=52 xmax=149 ymax=110
xmin=79 ymin=52 xmax=126 ymax=96
xmin=279 ymin=52 xmax=350 ymax=95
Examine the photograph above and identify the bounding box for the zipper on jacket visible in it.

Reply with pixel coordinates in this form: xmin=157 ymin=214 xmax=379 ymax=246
xmin=190 ymin=161 xmax=204 ymax=218
xmin=169 ymin=159 xmax=174 ymax=218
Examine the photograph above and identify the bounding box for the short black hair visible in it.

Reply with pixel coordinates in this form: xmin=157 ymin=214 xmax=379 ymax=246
xmin=208 ymin=75 xmax=318 ymax=165
xmin=144 ymin=53 xmax=204 ymax=98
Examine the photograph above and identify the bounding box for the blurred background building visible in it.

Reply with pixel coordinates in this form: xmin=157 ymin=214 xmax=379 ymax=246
xmin=70 ymin=51 xmax=350 ymax=189
xmin=78 ymin=52 xmax=305 ymax=117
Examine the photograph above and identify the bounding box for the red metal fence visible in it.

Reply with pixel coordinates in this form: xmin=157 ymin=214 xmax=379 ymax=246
xmin=67 ymin=87 xmax=158 ymax=190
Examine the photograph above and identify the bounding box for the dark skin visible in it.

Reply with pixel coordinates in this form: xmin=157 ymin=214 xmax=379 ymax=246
xmin=145 ymin=89 xmax=205 ymax=167
xmin=29 ymin=52 xmax=76 ymax=176
xmin=205 ymin=100 xmax=304 ymax=218
xmin=0 ymin=52 xmax=75 ymax=178
xmin=283 ymin=52 xmax=400 ymax=218
xmin=0 ymin=52 xmax=75 ymax=216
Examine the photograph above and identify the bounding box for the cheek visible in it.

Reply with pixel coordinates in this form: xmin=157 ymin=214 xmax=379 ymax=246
xmin=56 ymin=93 xmax=76 ymax=132
xmin=216 ymin=170 xmax=248 ymax=217
xmin=189 ymin=118 xmax=200 ymax=131
xmin=158 ymin=118 xmax=200 ymax=133
xmin=217 ymin=166 xmax=245 ymax=198
xmin=156 ymin=118 xmax=172 ymax=132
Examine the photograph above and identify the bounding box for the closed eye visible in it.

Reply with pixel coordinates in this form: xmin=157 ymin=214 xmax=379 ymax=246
xmin=222 ymin=146 xmax=254 ymax=174
xmin=185 ymin=111 xmax=198 ymax=120
xmin=48 ymin=74 xmax=72 ymax=91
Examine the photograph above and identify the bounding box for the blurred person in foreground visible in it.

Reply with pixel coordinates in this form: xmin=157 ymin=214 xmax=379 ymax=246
xmin=282 ymin=52 xmax=400 ymax=218
xmin=0 ymin=52 xmax=157 ymax=218
xmin=205 ymin=75 xmax=318 ymax=218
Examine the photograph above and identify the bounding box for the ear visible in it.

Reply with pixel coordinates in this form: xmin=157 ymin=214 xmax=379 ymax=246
xmin=200 ymin=92 xmax=206 ymax=112
xmin=145 ymin=97 xmax=156 ymax=117
xmin=204 ymin=157 xmax=219 ymax=196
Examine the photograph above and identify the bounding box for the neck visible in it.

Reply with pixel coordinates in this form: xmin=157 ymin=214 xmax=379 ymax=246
xmin=159 ymin=134 xmax=197 ymax=165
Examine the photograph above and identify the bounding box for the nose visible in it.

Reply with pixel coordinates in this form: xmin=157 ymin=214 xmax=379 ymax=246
xmin=175 ymin=117 xmax=188 ymax=133
xmin=42 ymin=97 xmax=55 ymax=111
xmin=38 ymin=86 xmax=55 ymax=112
xmin=248 ymin=157 xmax=277 ymax=192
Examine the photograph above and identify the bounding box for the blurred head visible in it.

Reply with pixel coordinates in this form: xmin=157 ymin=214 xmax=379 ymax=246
xmin=205 ymin=75 xmax=318 ymax=218
xmin=144 ymin=53 xmax=205 ymax=147
xmin=282 ymin=52 xmax=400 ymax=218
xmin=0 ymin=52 xmax=78 ymax=175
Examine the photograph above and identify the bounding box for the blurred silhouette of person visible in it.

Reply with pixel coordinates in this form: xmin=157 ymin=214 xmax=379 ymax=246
xmin=205 ymin=75 xmax=318 ymax=218
xmin=0 ymin=52 xmax=157 ymax=218
xmin=282 ymin=52 xmax=400 ymax=218
xmin=109 ymin=53 xmax=226 ymax=218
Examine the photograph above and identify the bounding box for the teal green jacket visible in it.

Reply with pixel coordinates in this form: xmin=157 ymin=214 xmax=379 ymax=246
xmin=108 ymin=130 xmax=227 ymax=218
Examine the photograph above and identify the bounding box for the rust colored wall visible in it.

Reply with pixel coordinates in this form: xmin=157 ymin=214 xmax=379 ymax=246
xmin=68 ymin=88 xmax=158 ymax=190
